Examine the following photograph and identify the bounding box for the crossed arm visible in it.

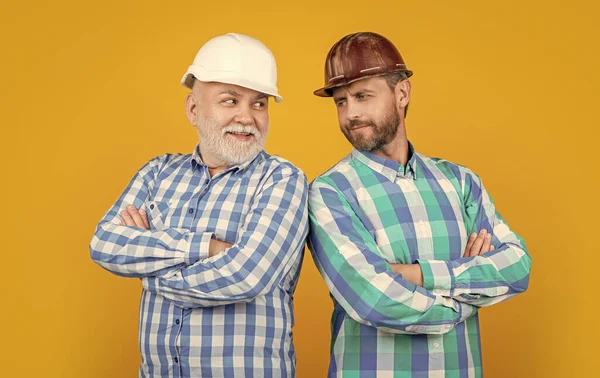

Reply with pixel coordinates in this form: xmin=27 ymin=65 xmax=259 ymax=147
xmin=307 ymin=171 xmax=531 ymax=335
xmin=90 ymin=161 xmax=309 ymax=308
xmin=390 ymin=229 xmax=494 ymax=286
xmin=118 ymin=205 xmax=234 ymax=257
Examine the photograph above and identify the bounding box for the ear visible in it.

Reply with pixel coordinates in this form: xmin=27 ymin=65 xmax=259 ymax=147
xmin=185 ymin=93 xmax=198 ymax=126
xmin=394 ymin=79 xmax=411 ymax=113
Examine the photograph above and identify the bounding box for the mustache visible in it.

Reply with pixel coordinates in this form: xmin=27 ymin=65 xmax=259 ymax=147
xmin=347 ymin=119 xmax=375 ymax=129
xmin=222 ymin=124 xmax=261 ymax=138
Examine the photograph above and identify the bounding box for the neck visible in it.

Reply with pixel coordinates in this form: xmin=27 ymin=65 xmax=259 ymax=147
xmin=207 ymin=165 xmax=228 ymax=177
xmin=201 ymin=154 xmax=231 ymax=177
xmin=372 ymin=125 xmax=410 ymax=166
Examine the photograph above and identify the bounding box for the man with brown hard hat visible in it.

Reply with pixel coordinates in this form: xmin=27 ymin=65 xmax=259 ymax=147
xmin=307 ymin=32 xmax=531 ymax=377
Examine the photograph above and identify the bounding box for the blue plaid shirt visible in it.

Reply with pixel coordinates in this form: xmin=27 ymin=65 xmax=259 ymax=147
xmin=90 ymin=146 xmax=309 ymax=378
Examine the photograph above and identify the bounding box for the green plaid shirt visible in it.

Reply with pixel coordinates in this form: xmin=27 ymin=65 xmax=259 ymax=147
xmin=307 ymin=144 xmax=531 ymax=377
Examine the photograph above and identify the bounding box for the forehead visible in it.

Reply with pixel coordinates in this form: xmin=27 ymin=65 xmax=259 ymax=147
xmin=201 ymin=82 xmax=267 ymax=98
xmin=331 ymin=76 xmax=389 ymax=97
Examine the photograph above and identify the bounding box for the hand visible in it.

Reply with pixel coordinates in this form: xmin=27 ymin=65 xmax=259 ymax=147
xmin=120 ymin=205 xmax=150 ymax=230
xmin=209 ymin=239 xmax=233 ymax=257
xmin=389 ymin=263 xmax=423 ymax=286
xmin=119 ymin=205 xmax=232 ymax=257
xmin=464 ymin=229 xmax=495 ymax=257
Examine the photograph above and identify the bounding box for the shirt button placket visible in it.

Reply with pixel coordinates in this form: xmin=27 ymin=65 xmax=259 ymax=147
xmin=174 ymin=309 xmax=184 ymax=377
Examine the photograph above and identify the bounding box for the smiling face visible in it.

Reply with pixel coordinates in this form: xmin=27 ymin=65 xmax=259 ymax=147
xmin=332 ymin=76 xmax=409 ymax=152
xmin=186 ymin=80 xmax=270 ymax=168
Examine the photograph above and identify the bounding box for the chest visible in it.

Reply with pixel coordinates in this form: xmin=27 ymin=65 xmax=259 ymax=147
xmin=144 ymin=170 xmax=261 ymax=243
xmin=352 ymin=176 xmax=468 ymax=263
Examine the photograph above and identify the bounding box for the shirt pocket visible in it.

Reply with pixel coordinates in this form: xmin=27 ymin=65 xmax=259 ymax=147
xmin=144 ymin=200 xmax=170 ymax=230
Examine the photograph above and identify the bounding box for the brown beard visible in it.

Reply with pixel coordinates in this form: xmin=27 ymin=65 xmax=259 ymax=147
xmin=341 ymin=107 xmax=400 ymax=152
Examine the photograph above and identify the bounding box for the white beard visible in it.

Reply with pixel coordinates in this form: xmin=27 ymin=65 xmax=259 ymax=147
xmin=197 ymin=116 xmax=268 ymax=167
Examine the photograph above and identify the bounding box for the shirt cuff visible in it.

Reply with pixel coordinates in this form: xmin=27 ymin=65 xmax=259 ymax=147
xmin=184 ymin=232 xmax=213 ymax=265
xmin=417 ymin=259 xmax=455 ymax=294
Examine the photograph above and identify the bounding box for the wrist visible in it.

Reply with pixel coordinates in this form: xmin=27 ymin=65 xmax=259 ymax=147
xmin=412 ymin=263 xmax=424 ymax=286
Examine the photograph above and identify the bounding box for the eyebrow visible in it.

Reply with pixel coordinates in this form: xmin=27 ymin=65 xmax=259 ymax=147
xmin=219 ymin=90 xmax=268 ymax=101
xmin=351 ymin=89 xmax=376 ymax=96
xmin=220 ymin=89 xmax=242 ymax=96
xmin=333 ymin=88 xmax=376 ymax=101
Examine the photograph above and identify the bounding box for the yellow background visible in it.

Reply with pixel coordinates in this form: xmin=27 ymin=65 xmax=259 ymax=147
xmin=1 ymin=0 xmax=597 ymax=377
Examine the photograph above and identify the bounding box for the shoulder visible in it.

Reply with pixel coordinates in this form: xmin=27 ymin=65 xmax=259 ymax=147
xmin=310 ymin=153 xmax=355 ymax=191
xmin=142 ymin=152 xmax=191 ymax=177
xmin=417 ymin=153 xmax=478 ymax=182
xmin=252 ymin=153 xmax=309 ymax=192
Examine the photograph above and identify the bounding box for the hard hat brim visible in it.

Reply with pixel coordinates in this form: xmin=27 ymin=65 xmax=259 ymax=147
xmin=181 ymin=69 xmax=283 ymax=103
xmin=313 ymin=69 xmax=413 ymax=98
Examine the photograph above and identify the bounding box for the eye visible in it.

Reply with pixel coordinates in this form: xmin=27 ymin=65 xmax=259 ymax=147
xmin=222 ymin=98 xmax=237 ymax=105
xmin=356 ymin=94 xmax=369 ymax=101
xmin=335 ymin=99 xmax=346 ymax=107
xmin=253 ymin=101 xmax=266 ymax=109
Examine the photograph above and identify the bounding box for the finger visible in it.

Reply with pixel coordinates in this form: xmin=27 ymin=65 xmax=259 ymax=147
xmin=464 ymin=232 xmax=478 ymax=257
xmin=218 ymin=240 xmax=233 ymax=252
xmin=470 ymin=230 xmax=487 ymax=257
xmin=210 ymin=240 xmax=228 ymax=256
xmin=489 ymin=245 xmax=495 ymax=252
xmin=479 ymin=233 xmax=492 ymax=256
xmin=216 ymin=240 xmax=233 ymax=254
xmin=127 ymin=205 xmax=147 ymax=229
xmin=139 ymin=209 xmax=150 ymax=230
xmin=120 ymin=210 xmax=136 ymax=227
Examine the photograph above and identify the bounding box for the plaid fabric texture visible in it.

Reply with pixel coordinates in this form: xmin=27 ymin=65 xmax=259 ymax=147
xmin=90 ymin=147 xmax=309 ymax=377
xmin=308 ymin=144 xmax=531 ymax=378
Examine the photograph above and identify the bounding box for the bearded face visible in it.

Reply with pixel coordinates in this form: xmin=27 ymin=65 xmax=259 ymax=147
xmin=188 ymin=82 xmax=270 ymax=167
xmin=196 ymin=116 xmax=268 ymax=166
xmin=340 ymin=106 xmax=400 ymax=152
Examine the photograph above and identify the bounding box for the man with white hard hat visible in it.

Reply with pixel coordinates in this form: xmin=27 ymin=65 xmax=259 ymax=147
xmin=91 ymin=33 xmax=308 ymax=377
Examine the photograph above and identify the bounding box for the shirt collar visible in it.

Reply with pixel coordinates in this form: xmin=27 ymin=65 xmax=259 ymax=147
xmin=189 ymin=144 xmax=266 ymax=173
xmin=351 ymin=141 xmax=419 ymax=181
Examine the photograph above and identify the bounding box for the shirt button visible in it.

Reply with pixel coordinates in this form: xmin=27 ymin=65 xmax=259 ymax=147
xmin=434 ymin=342 xmax=440 ymax=348
xmin=205 ymin=179 xmax=210 ymax=184
xmin=188 ymin=208 xmax=194 ymax=214
xmin=175 ymin=319 xmax=180 ymax=325
xmin=174 ymin=357 xmax=179 ymax=363
xmin=149 ymin=204 xmax=154 ymax=210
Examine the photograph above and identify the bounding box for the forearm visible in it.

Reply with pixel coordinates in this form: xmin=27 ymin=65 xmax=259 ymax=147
xmin=417 ymin=241 xmax=531 ymax=306
xmin=389 ymin=263 xmax=423 ymax=286
xmin=418 ymin=170 xmax=532 ymax=305
xmin=144 ymin=167 xmax=309 ymax=307
xmin=143 ymin=242 xmax=304 ymax=308
xmin=309 ymin=221 xmax=476 ymax=334
xmin=313 ymin=246 xmax=477 ymax=334
xmin=309 ymin=180 xmax=480 ymax=334
xmin=90 ymin=222 xmax=213 ymax=278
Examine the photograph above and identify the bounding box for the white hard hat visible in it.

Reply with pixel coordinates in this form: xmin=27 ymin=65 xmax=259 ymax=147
xmin=181 ymin=33 xmax=283 ymax=102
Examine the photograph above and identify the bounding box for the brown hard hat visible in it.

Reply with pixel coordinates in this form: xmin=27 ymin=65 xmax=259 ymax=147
xmin=314 ymin=32 xmax=413 ymax=97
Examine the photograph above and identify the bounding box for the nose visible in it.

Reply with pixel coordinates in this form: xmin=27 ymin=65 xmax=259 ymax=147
xmin=345 ymin=102 xmax=362 ymax=121
xmin=233 ymin=104 xmax=254 ymax=126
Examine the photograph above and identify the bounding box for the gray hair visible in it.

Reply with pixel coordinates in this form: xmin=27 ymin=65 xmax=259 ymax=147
xmin=384 ymin=71 xmax=410 ymax=117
